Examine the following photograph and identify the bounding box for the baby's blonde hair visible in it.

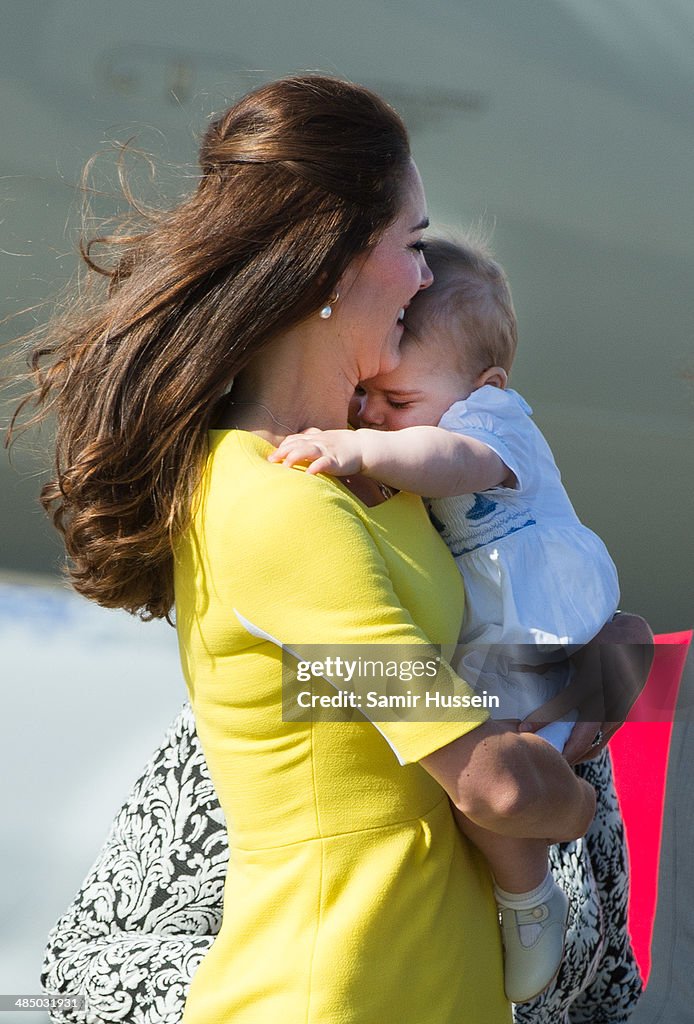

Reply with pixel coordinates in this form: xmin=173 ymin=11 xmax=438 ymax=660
xmin=406 ymin=234 xmax=518 ymax=377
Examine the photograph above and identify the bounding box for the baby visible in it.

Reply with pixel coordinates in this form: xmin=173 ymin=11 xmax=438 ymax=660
xmin=270 ymin=235 xmax=620 ymax=1003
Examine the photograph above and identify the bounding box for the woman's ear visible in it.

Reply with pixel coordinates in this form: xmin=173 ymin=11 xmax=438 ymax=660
xmin=475 ymin=366 xmax=508 ymax=390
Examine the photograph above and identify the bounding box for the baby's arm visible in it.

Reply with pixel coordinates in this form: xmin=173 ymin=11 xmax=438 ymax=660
xmin=269 ymin=426 xmax=513 ymax=497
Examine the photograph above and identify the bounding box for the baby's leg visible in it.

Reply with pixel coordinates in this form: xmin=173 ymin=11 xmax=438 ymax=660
xmin=452 ymin=805 xmax=569 ymax=1003
xmin=451 ymin=804 xmax=548 ymax=892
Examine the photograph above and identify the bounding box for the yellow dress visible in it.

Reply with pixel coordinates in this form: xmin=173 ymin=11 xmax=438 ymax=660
xmin=174 ymin=430 xmax=511 ymax=1024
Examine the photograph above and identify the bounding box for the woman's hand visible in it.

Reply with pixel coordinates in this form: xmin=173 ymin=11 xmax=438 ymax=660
xmin=268 ymin=427 xmax=364 ymax=477
xmin=519 ymin=612 xmax=654 ymax=764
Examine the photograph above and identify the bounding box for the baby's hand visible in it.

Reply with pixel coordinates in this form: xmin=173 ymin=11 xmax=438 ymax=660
xmin=268 ymin=428 xmax=364 ymax=477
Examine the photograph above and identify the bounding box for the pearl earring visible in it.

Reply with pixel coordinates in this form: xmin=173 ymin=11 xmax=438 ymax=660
xmin=319 ymin=291 xmax=340 ymax=319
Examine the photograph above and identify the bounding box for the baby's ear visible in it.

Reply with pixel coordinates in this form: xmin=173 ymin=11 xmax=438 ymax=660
xmin=476 ymin=366 xmax=508 ymax=390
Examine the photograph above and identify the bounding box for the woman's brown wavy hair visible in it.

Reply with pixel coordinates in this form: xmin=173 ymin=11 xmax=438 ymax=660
xmin=6 ymin=75 xmax=411 ymax=621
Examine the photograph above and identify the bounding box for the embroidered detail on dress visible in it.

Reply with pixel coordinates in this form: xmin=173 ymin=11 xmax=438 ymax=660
xmin=451 ymin=518 xmax=536 ymax=557
xmin=428 ymin=490 xmax=537 ymax=559
xmin=466 ymin=493 xmax=498 ymax=521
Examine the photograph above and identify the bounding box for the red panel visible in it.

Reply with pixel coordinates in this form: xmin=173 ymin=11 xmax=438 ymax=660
xmin=609 ymin=631 xmax=692 ymax=984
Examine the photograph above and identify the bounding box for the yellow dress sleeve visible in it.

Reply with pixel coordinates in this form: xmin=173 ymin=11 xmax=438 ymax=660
xmin=180 ymin=430 xmax=487 ymax=764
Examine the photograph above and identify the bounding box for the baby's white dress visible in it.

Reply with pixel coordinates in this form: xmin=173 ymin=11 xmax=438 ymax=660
xmin=428 ymin=385 xmax=620 ymax=749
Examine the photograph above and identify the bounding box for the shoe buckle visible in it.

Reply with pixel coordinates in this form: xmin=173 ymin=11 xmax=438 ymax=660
xmin=517 ymin=903 xmax=549 ymax=924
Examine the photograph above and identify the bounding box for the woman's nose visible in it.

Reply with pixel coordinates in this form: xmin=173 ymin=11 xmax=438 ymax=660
xmin=419 ymin=257 xmax=434 ymax=290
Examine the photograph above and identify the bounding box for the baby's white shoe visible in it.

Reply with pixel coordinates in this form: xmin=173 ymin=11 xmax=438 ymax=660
xmin=496 ymin=878 xmax=569 ymax=1003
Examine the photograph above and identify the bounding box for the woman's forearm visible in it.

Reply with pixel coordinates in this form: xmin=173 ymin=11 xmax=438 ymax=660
xmin=421 ymin=722 xmax=596 ymax=843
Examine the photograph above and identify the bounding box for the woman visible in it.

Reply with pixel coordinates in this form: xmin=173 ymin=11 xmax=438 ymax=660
xmin=40 ymin=702 xmax=646 ymax=1024
xmin=11 ymin=75 xmax=646 ymax=1022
